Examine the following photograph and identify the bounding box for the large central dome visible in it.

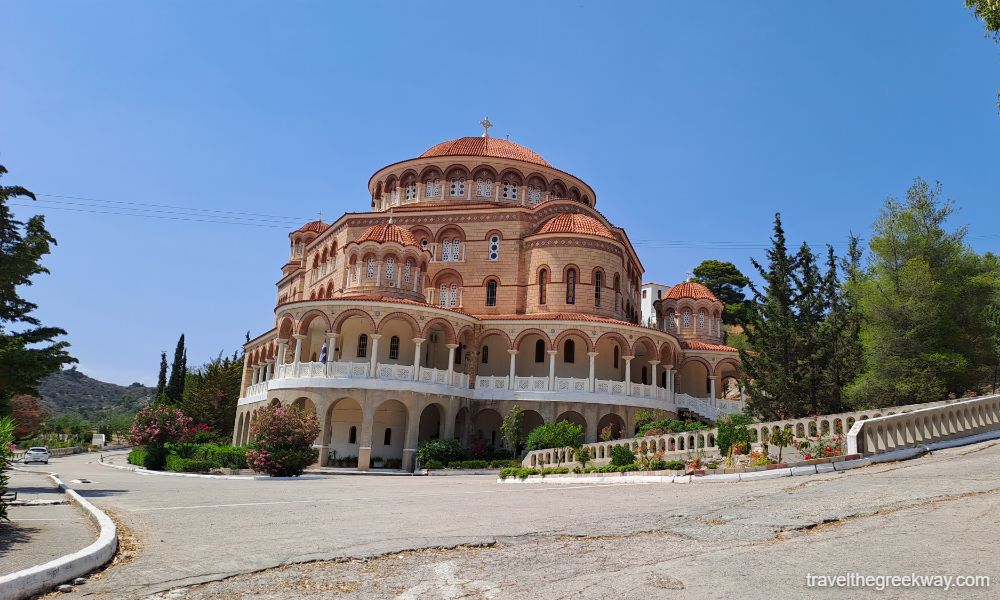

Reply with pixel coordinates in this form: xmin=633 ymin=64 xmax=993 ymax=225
xmin=420 ymin=136 xmax=550 ymax=167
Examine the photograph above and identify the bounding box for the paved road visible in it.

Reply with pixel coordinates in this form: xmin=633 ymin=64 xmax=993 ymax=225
xmin=18 ymin=441 xmax=1000 ymax=599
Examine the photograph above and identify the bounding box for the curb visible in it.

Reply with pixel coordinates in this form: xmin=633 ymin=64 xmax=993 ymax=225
xmin=96 ymin=454 xmax=326 ymax=481
xmin=0 ymin=472 xmax=117 ymax=600
xmin=497 ymin=428 xmax=1000 ymax=486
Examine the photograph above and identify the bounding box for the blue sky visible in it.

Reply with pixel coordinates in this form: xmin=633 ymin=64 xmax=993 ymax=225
xmin=2 ymin=1 xmax=998 ymax=386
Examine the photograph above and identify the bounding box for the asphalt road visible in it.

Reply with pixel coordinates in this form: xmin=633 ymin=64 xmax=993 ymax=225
xmin=19 ymin=440 xmax=1000 ymax=600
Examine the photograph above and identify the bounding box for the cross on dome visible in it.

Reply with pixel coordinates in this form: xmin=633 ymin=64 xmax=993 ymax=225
xmin=480 ymin=117 xmax=493 ymax=138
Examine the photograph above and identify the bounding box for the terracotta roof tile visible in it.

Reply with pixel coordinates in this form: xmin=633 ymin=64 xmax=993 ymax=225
xmin=353 ymin=223 xmax=420 ymax=247
xmin=420 ymin=136 xmax=550 ymax=167
xmin=296 ymin=220 xmax=328 ymax=234
xmin=680 ymin=340 xmax=738 ymax=352
xmin=665 ymin=281 xmax=719 ymax=302
xmin=537 ymin=213 xmax=615 ymax=239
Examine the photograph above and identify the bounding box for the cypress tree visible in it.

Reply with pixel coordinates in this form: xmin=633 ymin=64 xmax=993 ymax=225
xmin=740 ymin=214 xmax=800 ymax=420
xmin=791 ymin=243 xmax=825 ymax=416
xmin=165 ymin=334 xmax=186 ymax=403
xmin=155 ymin=351 xmax=168 ymax=401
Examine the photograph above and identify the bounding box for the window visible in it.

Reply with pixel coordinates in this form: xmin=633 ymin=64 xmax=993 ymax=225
xmin=357 ymin=334 xmax=368 ymax=358
xmin=565 ymin=268 xmax=576 ymax=304
xmin=424 ymin=179 xmax=440 ymax=197
xmin=657 ymin=289 xmax=662 ymax=299
xmin=439 ymin=285 xmax=447 ymax=307
xmin=451 ymin=238 xmax=461 ymax=261
xmin=534 ymin=339 xmax=545 ymax=363
xmin=486 ymin=280 xmax=497 ymax=307
xmin=295 ymin=241 xmax=304 ymax=256
xmin=538 ymin=269 xmax=547 ymax=304
xmin=488 ymin=235 xmax=500 ymax=261
xmin=481 ymin=345 xmax=489 ymax=364
xmin=660 ymin=371 xmax=667 ymax=388
xmin=349 ymin=426 xmax=357 ymax=444
xmin=456 ymin=343 xmax=463 ymax=365
xmin=476 ymin=178 xmax=493 ymax=197
xmin=404 ymin=261 xmax=412 ymax=284
xmin=385 ymin=257 xmax=395 ymax=280
xmin=405 ymin=183 xmax=417 ymax=200
xmin=449 ymin=177 xmax=465 ymax=196
xmin=527 ymin=185 xmax=542 ymax=205
xmin=594 ymin=271 xmax=602 ymax=306
xmin=564 ymin=339 xmax=575 ymax=363
xmin=502 ymin=180 xmax=518 ymax=200
xmin=442 ymin=240 xmax=451 ymax=261
xmin=389 ymin=335 xmax=400 ymax=360
xmin=366 ymin=257 xmax=376 ymax=280
xmin=390 ymin=188 xmax=399 ymax=204
xmin=420 ymin=239 xmax=428 ymax=250
xmin=383 ymin=428 xmax=392 ymax=445
xmin=642 ymin=289 xmax=647 ymax=299
xmin=683 ymin=310 xmax=691 ymax=328
xmin=698 ymin=311 xmax=706 ymax=330
xmin=449 ymin=284 xmax=458 ymax=307
xmin=613 ymin=345 xmax=620 ymax=369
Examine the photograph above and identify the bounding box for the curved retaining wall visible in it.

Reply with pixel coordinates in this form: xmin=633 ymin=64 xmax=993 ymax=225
xmin=847 ymin=394 xmax=1000 ymax=455
xmin=0 ymin=472 xmax=118 ymax=600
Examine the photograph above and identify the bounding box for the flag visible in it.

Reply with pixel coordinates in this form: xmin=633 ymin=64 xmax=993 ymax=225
xmin=320 ymin=341 xmax=328 ymax=364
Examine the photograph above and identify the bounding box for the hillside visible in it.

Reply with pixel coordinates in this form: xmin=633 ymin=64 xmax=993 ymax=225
xmin=37 ymin=367 xmax=155 ymax=419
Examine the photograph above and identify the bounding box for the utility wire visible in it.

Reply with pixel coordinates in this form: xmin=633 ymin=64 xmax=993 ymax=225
xmin=37 ymin=193 xmax=312 ymax=222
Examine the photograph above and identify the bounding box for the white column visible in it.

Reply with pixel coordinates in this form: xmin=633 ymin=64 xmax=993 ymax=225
xmin=368 ymin=334 xmax=382 ymax=377
xmin=446 ymin=343 xmax=459 ymax=385
xmin=277 ymin=341 xmax=288 ymax=366
xmin=292 ymin=334 xmax=305 ymax=377
xmin=265 ymin=360 xmax=274 ymax=381
xmin=412 ymin=337 xmax=425 ymax=381
xmin=623 ymin=355 xmax=633 ymax=396
xmin=649 ymin=360 xmax=660 ymax=398
xmin=325 ymin=333 xmax=337 ymax=375
xmin=587 ymin=351 xmax=598 ymax=393
xmin=709 ymin=376 xmax=717 ymax=404
xmin=666 ymin=365 xmax=674 ymax=403
xmin=507 ymin=349 xmax=518 ymax=389
xmin=547 ymin=350 xmax=557 ymax=391
xmin=252 ymin=365 xmax=261 ymax=384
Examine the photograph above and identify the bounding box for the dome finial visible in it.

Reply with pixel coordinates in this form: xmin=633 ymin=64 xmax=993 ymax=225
xmin=480 ymin=117 xmax=493 ymax=138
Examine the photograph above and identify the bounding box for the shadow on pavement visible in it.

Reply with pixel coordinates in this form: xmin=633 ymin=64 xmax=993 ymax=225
xmin=0 ymin=522 xmax=41 ymax=561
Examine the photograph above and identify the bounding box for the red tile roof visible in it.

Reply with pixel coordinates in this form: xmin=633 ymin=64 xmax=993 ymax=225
xmin=665 ymin=281 xmax=719 ymax=302
xmin=420 ymin=137 xmax=550 ymax=167
xmin=680 ymin=340 xmax=738 ymax=352
xmin=296 ymin=220 xmax=328 ymax=234
xmin=537 ymin=213 xmax=615 ymax=239
xmin=354 ymin=223 xmax=420 ymax=247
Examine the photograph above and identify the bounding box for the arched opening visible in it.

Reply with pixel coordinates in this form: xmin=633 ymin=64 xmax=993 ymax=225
xmin=515 ymin=332 xmax=550 ymax=377
xmin=478 ymin=332 xmax=511 ymax=377
xmin=556 ymin=411 xmax=587 ymax=437
xmin=473 ymin=409 xmax=502 ymax=448
xmin=372 ymin=399 xmax=407 ymax=466
xmin=325 ymin=397 xmax=363 ymax=467
xmin=454 ymin=406 xmax=469 ymax=446
xmin=418 ymin=403 xmax=444 ymax=445
xmin=520 ymin=410 xmax=544 ymax=446
xmin=679 ymin=360 xmax=711 ymax=398
xmin=597 ymin=413 xmax=625 ymax=441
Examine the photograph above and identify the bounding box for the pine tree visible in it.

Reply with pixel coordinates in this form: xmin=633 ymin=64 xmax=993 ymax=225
xmin=791 ymin=243 xmax=826 ymax=416
xmin=165 ymin=334 xmax=187 ymax=403
xmin=740 ymin=214 xmax=800 ymax=420
xmin=0 ymin=165 xmax=76 ymax=416
xmin=155 ymin=351 xmax=168 ymax=401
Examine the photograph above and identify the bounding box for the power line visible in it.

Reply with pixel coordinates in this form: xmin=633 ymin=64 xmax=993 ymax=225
xmin=29 ymin=196 xmax=303 ymax=226
xmin=8 ymin=201 xmax=292 ymax=229
xmin=37 ymin=193 xmax=312 ymax=222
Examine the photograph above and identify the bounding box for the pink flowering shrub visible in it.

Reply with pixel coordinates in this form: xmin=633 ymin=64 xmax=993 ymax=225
xmin=245 ymin=405 xmax=319 ymax=477
xmin=129 ymin=405 xmax=193 ymax=469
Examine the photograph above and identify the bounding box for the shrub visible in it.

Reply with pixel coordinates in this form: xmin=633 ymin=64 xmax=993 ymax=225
xmin=127 ymin=448 xmax=147 ymax=466
xmin=0 ymin=417 xmax=14 ymax=522
xmin=716 ymin=413 xmax=754 ymax=457
xmin=206 ymin=445 xmax=249 ymax=469
xmin=539 ymin=467 xmax=569 ymax=476
xmin=638 ymin=419 xmax=707 ymax=437
xmin=664 ymin=460 xmax=686 ymax=471
xmin=609 ymin=445 xmax=636 ymax=466
xmin=767 ymin=427 xmax=794 ymax=462
xmin=129 ymin=405 xmax=194 ymax=470
xmin=525 ymin=421 xmax=583 ymax=452
xmin=422 ymin=459 xmax=443 ymax=470
xmin=245 ymin=404 xmax=319 ymax=477
xmin=573 ymin=446 xmax=592 ymax=469
xmin=447 ymin=460 xmax=487 ymax=470
xmin=487 ymin=459 xmax=521 ymax=469
xmin=417 ymin=438 xmax=465 ymax=466
xmin=166 ymin=454 xmax=220 ymax=473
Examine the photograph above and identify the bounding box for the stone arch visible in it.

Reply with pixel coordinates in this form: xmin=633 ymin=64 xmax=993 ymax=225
xmin=420 ymin=317 xmax=457 ymax=344
xmin=714 ymin=357 xmax=742 ymax=377
xmin=471 ymin=164 xmax=499 ymax=181
xmin=376 ymin=311 xmax=420 ymax=337
xmin=520 ymin=409 xmax=544 ymax=444
xmin=556 ymin=410 xmax=586 ymax=433
xmin=418 ymin=402 xmax=446 ymax=445
xmin=276 ymin=315 xmax=295 ymax=340
xmin=473 ymin=408 xmax=503 ymax=448
xmin=597 ymin=413 xmax=625 ymax=440
xmin=372 ymin=399 xmax=407 ymax=464
xmin=332 ymin=309 xmax=376 ymax=334
xmin=417 ymin=165 xmax=443 ymax=181
xmin=553 ymin=329 xmax=594 ymax=353
xmin=595 ymin=331 xmax=630 ymax=354
xmin=631 ymin=336 xmax=658 ymax=359
xmin=513 ymin=327 xmax=552 ymax=351
xmin=296 ymin=309 xmax=331 ymax=336
xmin=476 ymin=328 xmax=513 ymax=350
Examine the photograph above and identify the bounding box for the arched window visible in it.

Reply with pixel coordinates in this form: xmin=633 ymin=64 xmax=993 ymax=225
xmin=383 ymin=428 xmax=392 ymax=445
xmin=488 ymin=234 xmax=500 ymax=261
xmin=486 ymin=280 xmax=498 ymax=307
xmin=439 ymin=284 xmax=447 ymax=307
xmin=404 ymin=182 xmax=417 ymax=200
xmin=501 ymin=179 xmax=518 ymax=200
xmin=424 ymin=178 xmax=440 ymax=197
xmin=565 ymin=268 xmax=576 ymax=304
xmin=388 ymin=335 xmax=400 ymax=360
xmin=641 ymin=366 xmax=648 ymax=385
xmin=451 ymin=238 xmax=461 ymax=261
xmin=449 ymin=283 xmax=458 ymax=307
xmin=476 ymin=178 xmax=493 ymax=198
xmin=594 ymin=270 xmax=603 ymax=306
xmin=564 ymin=339 xmax=575 ymax=363
xmin=404 ymin=261 xmax=412 ymax=284
xmin=481 ymin=345 xmax=489 ymax=364
xmin=442 ymin=240 xmax=452 ymax=261
xmin=349 ymin=426 xmax=357 ymax=444
xmin=385 ymin=257 xmax=395 ymax=280
xmin=356 ymin=334 xmax=368 ymax=358
xmin=534 ymin=339 xmax=545 ymax=363
xmin=527 ymin=185 xmax=542 ymax=205
xmin=613 ymin=345 xmax=620 ymax=369
xmin=683 ymin=310 xmax=692 ymax=328
xmin=698 ymin=311 xmax=706 ymax=330
xmin=538 ymin=269 xmax=548 ymax=304
xmin=449 ymin=177 xmax=465 ymax=196
xmin=366 ymin=257 xmax=376 ymax=280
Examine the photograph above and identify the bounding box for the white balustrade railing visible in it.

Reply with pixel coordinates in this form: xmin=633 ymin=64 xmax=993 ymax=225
xmin=246 ymin=381 xmax=267 ymax=397
xmin=513 ymin=376 xmax=550 ymax=392
xmin=594 ymin=378 xmax=627 ymax=396
xmin=554 ymin=377 xmax=589 ymax=394
xmin=376 ymin=362 xmax=414 ymax=381
xmin=476 ymin=375 xmax=509 ymax=390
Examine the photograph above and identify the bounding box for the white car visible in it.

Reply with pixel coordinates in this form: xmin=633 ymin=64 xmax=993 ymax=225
xmin=23 ymin=447 xmax=51 ymax=464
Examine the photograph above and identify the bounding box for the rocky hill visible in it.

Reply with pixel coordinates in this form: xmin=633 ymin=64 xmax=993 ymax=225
xmin=37 ymin=368 xmax=154 ymax=419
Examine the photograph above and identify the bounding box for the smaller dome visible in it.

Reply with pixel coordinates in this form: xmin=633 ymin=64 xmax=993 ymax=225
xmin=296 ymin=220 xmax=327 ymax=234
xmin=665 ymin=281 xmax=719 ymax=302
xmin=538 ymin=213 xmax=614 ymax=239
xmin=355 ymin=222 xmax=421 ymax=247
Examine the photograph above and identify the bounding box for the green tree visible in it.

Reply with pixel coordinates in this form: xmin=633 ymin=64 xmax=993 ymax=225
xmin=164 ymin=334 xmax=187 ymax=403
xmin=846 ymin=179 xmax=1000 ymax=407
xmin=1 ymin=416 xmax=14 ymax=521
xmin=180 ymin=351 xmax=244 ymax=435
xmin=499 ymin=404 xmax=524 ymax=455
xmin=155 ymin=351 xmax=168 ymax=401
xmin=692 ymin=259 xmax=751 ymax=324
xmin=0 ymin=165 xmax=76 ymax=416
xmin=740 ymin=214 xmax=802 ymax=420
xmin=966 ymin=0 xmax=1000 ymax=112
xmin=983 ymin=304 xmax=1000 ymax=393
xmin=525 ymin=420 xmax=583 ymax=453
xmin=97 ymin=409 xmax=135 ymax=444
